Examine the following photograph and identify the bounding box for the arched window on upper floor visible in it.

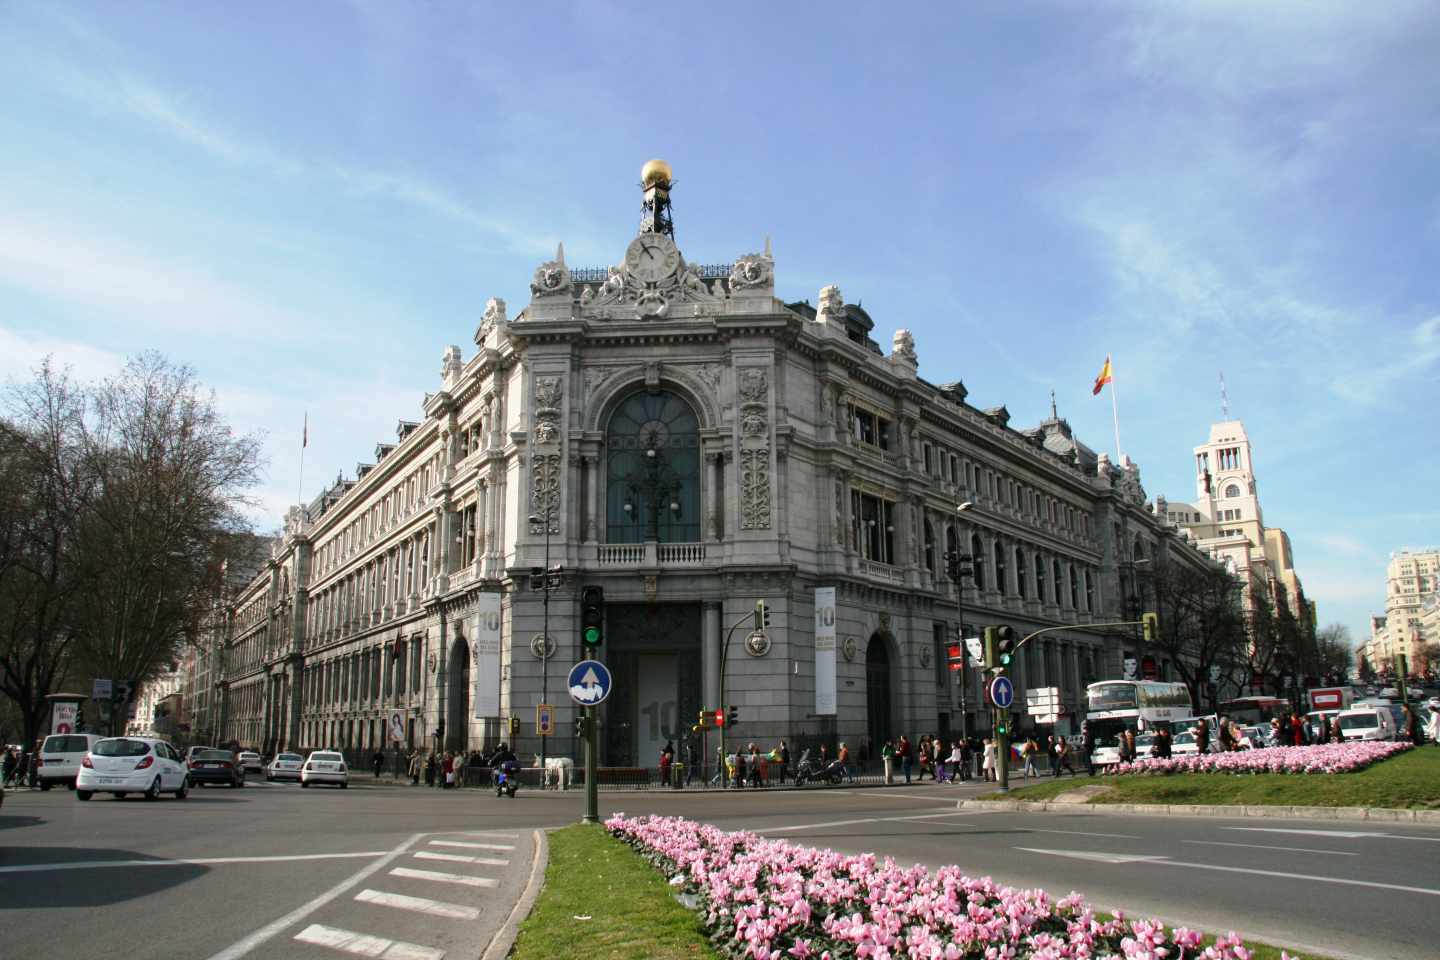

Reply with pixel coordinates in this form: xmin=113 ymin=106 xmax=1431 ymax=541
xmin=924 ymin=520 xmax=936 ymax=574
xmin=605 ymin=390 xmax=702 ymax=544
xmin=1225 ymin=483 xmax=1241 ymax=498
xmin=993 ymin=539 xmax=1006 ymax=594
xmin=1016 ymin=546 xmax=1027 ymax=598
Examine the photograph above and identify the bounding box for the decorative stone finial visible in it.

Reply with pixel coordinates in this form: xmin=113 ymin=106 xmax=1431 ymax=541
xmin=816 ymin=284 xmax=845 ymax=324
xmin=892 ymin=329 xmax=917 ymax=365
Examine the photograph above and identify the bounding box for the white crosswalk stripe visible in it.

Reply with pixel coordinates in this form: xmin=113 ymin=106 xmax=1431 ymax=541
xmin=354 ymin=889 xmax=480 ymax=919
xmin=390 ymin=866 xmax=498 ymax=888
xmin=429 ymin=840 xmax=514 ymax=851
xmin=293 ymin=923 xmax=445 ymax=959
xmin=413 ymin=851 xmax=509 ymax=866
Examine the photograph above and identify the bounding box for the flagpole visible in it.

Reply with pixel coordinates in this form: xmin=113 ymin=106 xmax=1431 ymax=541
xmin=1110 ymin=373 xmax=1123 ymax=463
xmin=298 ymin=412 xmax=307 ymax=512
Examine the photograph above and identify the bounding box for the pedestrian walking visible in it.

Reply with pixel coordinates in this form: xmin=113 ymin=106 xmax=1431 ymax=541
xmin=659 ymin=740 xmax=673 ymax=787
xmin=917 ymin=736 xmax=933 ymax=781
xmin=1058 ymin=737 xmax=1078 ymax=776
xmin=1082 ymin=722 xmax=1096 ymax=776
xmin=838 ymin=741 xmax=854 ymax=783
xmin=982 ymin=738 xmax=997 ymax=782
xmin=442 ymin=751 xmax=455 ymax=789
xmin=407 ymin=749 xmax=421 ymax=785
xmin=372 ymin=749 xmax=385 ymax=778
xmin=947 ymin=739 xmax=964 ymax=784
xmin=424 ymin=752 xmax=437 ymax=787
xmin=1424 ymin=705 xmax=1440 ymax=745
xmin=748 ymin=743 xmax=765 ymax=787
xmin=1195 ymin=718 xmax=1211 ymax=755
xmin=1021 ymin=736 xmax=1039 ymax=779
xmin=684 ymin=739 xmax=699 ymax=784
xmin=881 ymin=740 xmax=895 ymax=785
xmin=1 ymin=747 xmax=15 ymax=787
xmin=897 ymin=735 xmax=913 ymax=784
xmin=777 ymin=740 xmax=790 ymax=785
xmin=1046 ymin=735 xmax=1059 ymax=775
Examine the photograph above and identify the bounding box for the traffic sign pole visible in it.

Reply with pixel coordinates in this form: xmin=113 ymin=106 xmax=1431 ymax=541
xmin=583 ymin=705 xmax=598 ymax=824
xmin=989 ymin=675 xmax=1015 ymax=794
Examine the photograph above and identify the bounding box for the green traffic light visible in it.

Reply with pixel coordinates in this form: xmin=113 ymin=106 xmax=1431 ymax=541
xmin=583 ymin=626 xmax=601 ymax=646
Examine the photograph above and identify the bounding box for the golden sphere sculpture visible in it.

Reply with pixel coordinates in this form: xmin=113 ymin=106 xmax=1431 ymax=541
xmin=641 ymin=158 xmax=673 ymax=189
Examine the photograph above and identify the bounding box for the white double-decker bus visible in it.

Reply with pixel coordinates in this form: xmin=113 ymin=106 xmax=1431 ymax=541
xmin=1085 ymin=679 xmax=1193 ymax=767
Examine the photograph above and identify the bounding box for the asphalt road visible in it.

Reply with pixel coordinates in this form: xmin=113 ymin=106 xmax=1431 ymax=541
xmin=3 ymin=776 xmax=1435 ymax=960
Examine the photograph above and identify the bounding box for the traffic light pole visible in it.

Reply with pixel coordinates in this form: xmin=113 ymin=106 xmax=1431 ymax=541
xmin=717 ymin=607 xmax=762 ymax=787
xmin=583 ymin=705 xmax=598 ymax=823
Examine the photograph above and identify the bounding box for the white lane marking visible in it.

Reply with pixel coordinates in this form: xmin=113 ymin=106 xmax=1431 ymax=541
xmin=207 ymin=833 xmax=424 ymax=960
xmin=294 ymin=923 xmax=444 ymax=960
xmin=455 ymin=831 xmax=519 ymax=838
xmin=354 ymin=888 xmax=481 ymax=919
xmin=759 ymin=810 xmax=984 ymax=834
xmin=1224 ymin=827 xmax=1440 ymax=843
xmin=415 ymin=851 xmax=510 ymax=866
xmin=391 ymin=866 xmax=498 ymax=888
xmin=1015 ymin=847 xmax=1170 ymax=865
xmin=1021 ymin=828 xmax=1142 ymax=840
xmin=820 ymin=789 xmax=974 ymax=805
xmin=1156 ymin=858 xmax=1440 ymax=896
xmin=1184 ymin=840 xmax=1357 ymax=856
xmin=1 ymin=851 xmax=387 ymax=875
xmin=1223 ymin=827 xmax=1382 ymax=839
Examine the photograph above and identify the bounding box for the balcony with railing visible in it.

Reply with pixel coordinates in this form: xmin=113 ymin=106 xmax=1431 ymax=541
xmin=595 ymin=542 xmax=709 ymax=568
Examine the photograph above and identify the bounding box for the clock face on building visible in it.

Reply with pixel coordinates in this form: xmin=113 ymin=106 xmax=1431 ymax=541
xmin=624 ymin=234 xmax=679 ymax=283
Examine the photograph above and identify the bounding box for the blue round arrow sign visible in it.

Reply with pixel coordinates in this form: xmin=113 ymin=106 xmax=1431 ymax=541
xmin=568 ymin=659 xmax=612 ymax=706
xmin=989 ymin=676 xmax=1015 ymax=709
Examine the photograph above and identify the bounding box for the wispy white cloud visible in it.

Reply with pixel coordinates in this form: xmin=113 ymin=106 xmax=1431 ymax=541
xmin=0 ymin=327 xmax=128 ymax=385
xmin=0 ymin=216 xmax=310 ymax=340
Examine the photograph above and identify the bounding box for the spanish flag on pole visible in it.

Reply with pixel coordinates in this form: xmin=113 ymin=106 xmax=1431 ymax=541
xmin=1092 ymin=356 xmax=1114 ymax=396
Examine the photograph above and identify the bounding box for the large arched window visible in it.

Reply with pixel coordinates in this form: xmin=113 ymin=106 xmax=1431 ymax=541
xmin=1225 ymin=483 xmax=1241 ymax=498
xmin=605 ymin=390 xmax=701 ymax=543
xmin=971 ymin=534 xmax=985 ymax=591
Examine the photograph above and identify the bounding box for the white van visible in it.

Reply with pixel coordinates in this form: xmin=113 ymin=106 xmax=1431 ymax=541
xmin=37 ymin=733 xmax=104 ymax=789
xmin=1335 ymin=707 xmax=1396 ymax=742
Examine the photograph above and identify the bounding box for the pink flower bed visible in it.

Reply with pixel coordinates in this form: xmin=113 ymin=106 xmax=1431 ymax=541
xmin=607 ymin=814 xmax=1282 ymax=959
xmin=1115 ymin=741 xmax=1411 ymax=777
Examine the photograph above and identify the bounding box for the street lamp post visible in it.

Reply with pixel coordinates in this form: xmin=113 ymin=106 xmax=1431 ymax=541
xmin=527 ymin=512 xmax=559 ymax=775
xmin=944 ymin=501 xmax=978 ymax=741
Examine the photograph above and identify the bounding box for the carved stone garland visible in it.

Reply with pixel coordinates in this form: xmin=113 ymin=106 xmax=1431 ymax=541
xmin=737 ymin=368 xmax=772 ymax=530
xmin=530 ymin=375 xmax=564 ymax=533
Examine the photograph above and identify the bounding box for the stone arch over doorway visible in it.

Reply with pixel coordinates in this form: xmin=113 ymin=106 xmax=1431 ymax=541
xmin=446 ymin=634 xmax=470 ymax=753
xmin=865 ymin=630 xmax=898 ymax=749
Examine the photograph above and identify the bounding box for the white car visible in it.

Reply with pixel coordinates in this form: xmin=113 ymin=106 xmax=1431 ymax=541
xmin=236 ymin=751 xmax=263 ymax=773
xmin=37 ymin=733 xmax=103 ymax=790
xmin=300 ymin=751 xmax=349 ymax=788
xmin=1336 ymin=707 xmax=1397 ymax=741
xmin=76 ymin=737 xmax=189 ymax=801
xmin=266 ymin=752 xmax=305 ymax=781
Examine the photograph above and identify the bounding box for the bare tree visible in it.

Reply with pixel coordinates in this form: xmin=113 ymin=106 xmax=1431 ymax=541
xmin=0 ymin=354 xmax=265 ymax=741
xmin=0 ymin=362 xmax=91 ymax=748
xmin=1313 ymin=623 xmax=1355 ymax=684
xmin=1141 ymin=559 xmax=1250 ymax=712
xmin=66 ymin=353 xmax=264 ymax=725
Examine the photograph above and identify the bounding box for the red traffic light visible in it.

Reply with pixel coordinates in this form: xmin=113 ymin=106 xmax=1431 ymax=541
xmin=714 ymin=709 xmax=725 ymax=728
xmin=946 ymin=643 xmax=964 ymax=672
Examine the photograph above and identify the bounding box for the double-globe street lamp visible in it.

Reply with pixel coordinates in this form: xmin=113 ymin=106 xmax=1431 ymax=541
xmin=943 ymin=500 xmax=980 ymax=741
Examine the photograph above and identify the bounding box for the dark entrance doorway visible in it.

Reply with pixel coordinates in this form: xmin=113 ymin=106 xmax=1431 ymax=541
xmin=446 ymin=636 xmax=469 ymax=753
xmin=601 ymin=603 xmax=702 ymax=768
xmin=866 ymin=633 xmax=892 ymax=748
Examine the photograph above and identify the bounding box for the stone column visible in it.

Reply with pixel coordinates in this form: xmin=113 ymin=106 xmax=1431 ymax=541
xmin=704 ymin=451 xmax=721 ymax=542
xmin=703 ymin=601 xmax=722 ymax=712
xmin=583 ymin=454 xmax=601 ymax=543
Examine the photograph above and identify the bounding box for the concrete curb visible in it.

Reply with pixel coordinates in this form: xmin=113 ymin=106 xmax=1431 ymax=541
xmin=480 ymin=828 xmax=549 ymax=960
xmin=957 ymin=798 xmax=1440 ymax=823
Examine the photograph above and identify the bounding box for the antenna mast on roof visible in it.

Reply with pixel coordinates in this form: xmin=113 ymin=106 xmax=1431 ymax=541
xmin=1220 ymin=371 xmax=1230 ymax=419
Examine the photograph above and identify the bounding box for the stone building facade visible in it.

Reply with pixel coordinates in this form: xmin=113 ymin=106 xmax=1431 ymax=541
xmin=209 ymin=164 xmax=1217 ymax=766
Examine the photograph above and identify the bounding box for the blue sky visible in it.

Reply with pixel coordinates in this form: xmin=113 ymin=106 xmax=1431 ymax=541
xmin=2 ymin=2 xmax=1436 ymax=647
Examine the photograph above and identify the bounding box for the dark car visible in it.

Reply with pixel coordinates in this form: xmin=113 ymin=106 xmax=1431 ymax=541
xmin=186 ymin=748 xmax=245 ymax=788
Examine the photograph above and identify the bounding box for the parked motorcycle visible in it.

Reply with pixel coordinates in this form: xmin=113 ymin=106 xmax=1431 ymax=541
xmin=494 ymin=760 xmax=520 ymax=798
xmin=794 ymin=750 xmax=844 ymax=786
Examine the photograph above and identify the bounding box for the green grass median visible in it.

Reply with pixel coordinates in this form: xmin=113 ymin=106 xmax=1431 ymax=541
xmin=510 ymin=823 xmax=717 ymax=960
xmin=988 ymin=746 xmax=1440 ymax=808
